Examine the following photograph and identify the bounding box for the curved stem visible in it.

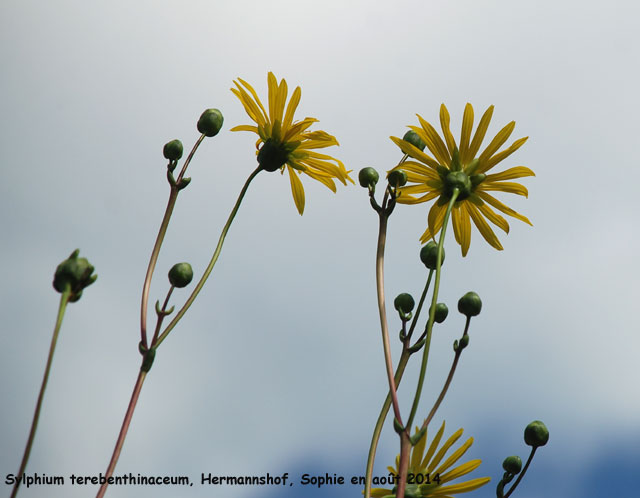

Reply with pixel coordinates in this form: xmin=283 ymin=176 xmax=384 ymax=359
xmin=375 ymin=189 xmax=403 ymax=424
xmin=421 ymin=317 xmax=469 ymax=430
xmin=155 ymin=165 xmax=262 ymax=347
xmin=11 ymin=289 xmax=70 ymax=498
xmin=405 ymin=189 xmax=459 ymax=434
xmin=140 ymin=135 xmax=206 ymax=348
xmin=364 ymin=349 xmax=410 ymax=498
xmin=95 ymin=369 xmax=147 ymax=498
xmin=504 ymin=447 xmax=537 ymax=498
xmin=407 ymin=270 xmax=434 ymax=340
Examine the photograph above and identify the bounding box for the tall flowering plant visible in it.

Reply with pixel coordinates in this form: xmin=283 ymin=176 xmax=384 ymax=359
xmin=9 ymin=74 xmax=546 ymax=498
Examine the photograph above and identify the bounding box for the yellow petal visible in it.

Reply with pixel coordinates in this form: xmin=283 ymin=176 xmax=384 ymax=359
xmin=484 ymin=166 xmax=535 ymax=182
xmin=427 ymin=477 xmax=491 ymax=496
xmin=371 ymin=488 xmax=393 ymax=498
xmin=411 ymin=426 xmax=428 ymax=472
xmin=231 ymin=86 xmax=267 ymax=127
xmin=427 ymin=203 xmax=446 ymax=244
xmin=417 ymin=114 xmax=451 ymax=167
xmin=467 ymin=105 xmax=494 ymax=160
xmin=420 ymin=421 xmax=446 ymax=469
xmin=476 ymin=200 xmax=510 ymax=233
xmin=481 ymin=181 xmax=529 ymax=197
xmin=287 ymin=165 xmax=306 ymax=215
xmin=452 ymin=205 xmax=463 ymax=246
xmin=426 ymin=428 xmax=464 ymax=473
xmin=459 ymin=203 xmax=471 ymax=256
xmin=478 ymin=121 xmax=515 ymax=169
xmin=438 ymin=458 xmax=482 ymax=483
xmin=274 ymin=77 xmax=288 ymax=124
xmin=303 ymin=168 xmax=338 ymax=192
xmin=235 ymin=78 xmax=268 ymax=124
xmin=467 ymin=202 xmax=504 ymax=250
xmin=439 ymin=104 xmax=457 ymax=156
xmin=459 ymin=103 xmax=474 ymax=165
xmin=434 ymin=437 xmax=474 ymax=477
xmin=267 ymin=72 xmax=278 ymax=124
xmin=230 ymin=124 xmax=259 ymax=133
xmin=396 ymin=160 xmax=440 ymax=180
xmin=477 ymin=191 xmax=532 ymax=225
xmin=283 ymin=86 xmax=301 ymax=130
xmin=479 ymin=136 xmax=528 ymax=174
xmin=397 ymin=190 xmax=440 ymax=205
xmin=390 ymin=136 xmax=441 ymax=170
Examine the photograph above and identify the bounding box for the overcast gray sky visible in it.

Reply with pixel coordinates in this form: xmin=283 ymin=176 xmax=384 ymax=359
xmin=2 ymin=1 xmax=639 ymax=497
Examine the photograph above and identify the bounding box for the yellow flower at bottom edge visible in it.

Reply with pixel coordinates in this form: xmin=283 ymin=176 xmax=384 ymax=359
xmin=390 ymin=104 xmax=534 ymax=256
xmin=231 ymin=72 xmax=353 ymax=215
xmin=370 ymin=421 xmax=490 ymax=498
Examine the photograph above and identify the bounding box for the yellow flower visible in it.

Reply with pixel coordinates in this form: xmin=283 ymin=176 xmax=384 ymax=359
xmin=390 ymin=104 xmax=534 ymax=256
xmin=370 ymin=421 xmax=490 ymax=498
xmin=231 ymin=72 xmax=353 ymax=214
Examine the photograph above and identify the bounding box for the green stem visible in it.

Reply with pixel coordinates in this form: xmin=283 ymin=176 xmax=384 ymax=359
xmin=407 ymin=270 xmax=434 ymax=340
xmin=421 ymin=317 xmax=470 ymax=431
xmin=140 ymin=135 xmax=206 ymax=348
xmin=11 ymin=289 xmax=71 ymax=498
xmin=364 ymin=349 xmax=410 ymax=498
xmin=503 ymin=447 xmax=537 ymax=498
xmin=155 ymin=165 xmax=262 ymax=347
xmin=374 ymin=189 xmax=403 ymax=424
xmin=95 ymin=369 xmax=147 ymax=498
xmin=405 ymin=189 xmax=459 ymax=433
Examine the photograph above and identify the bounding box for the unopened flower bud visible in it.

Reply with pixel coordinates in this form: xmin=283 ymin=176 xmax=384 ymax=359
xmin=403 ymin=130 xmax=426 ymax=151
xmin=394 ymin=293 xmax=415 ymax=315
xmin=502 ymin=455 xmax=522 ymax=474
xmin=420 ymin=241 xmax=444 ymax=270
xmin=358 ymin=167 xmax=379 ymax=189
xmin=197 ymin=108 xmax=224 ymax=137
xmin=163 ymin=139 xmax=183 ymax=160
xmin=458 ymin=291 xmax=482 ymax=317
xmin=431 ymin=303 xmax=449 ymax=323
xmin=387 ymin=169 xmax=407 ymax=187
xmin=53 ymin=249 xmax=97 ymax=302
xmin=168 ymin=262 xmax=193 ymax=288
xmin=524 ymin=420 xmax=549 ymax=448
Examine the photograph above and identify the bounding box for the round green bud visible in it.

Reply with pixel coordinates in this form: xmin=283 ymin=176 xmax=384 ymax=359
xmin=163 ymin=139 xmax=184 ymax=160
xmin=358 ymin=167 xmax=379 ymax=189
xmin=387 ymin=169 xmax=408 ymax=187
xmin=168 ymin=262 xmax=193 ymax=288
xmin=53 ymin=249 xmax=97 ymax=302
xmin=458 ymin=291 xmax=482 ymax=317
xmin=394 ymin=293 xmax=415 ymax=314
xmin=524 ymin=420 xmax=549 ymax=447
xmin=403 ymin=130 xmax=426 ymax=151
xmin=197 ymin=108 xmax=224 ymax=137
xmin=432 ymin=302 xmax=449 ymax=323
xmin=420 ymin=241 xmax=445 ymax=270
xmin=502 ymin=455 xmax=522 ymax=474
xmin=257 ymin=139 xmax=289 ymax=172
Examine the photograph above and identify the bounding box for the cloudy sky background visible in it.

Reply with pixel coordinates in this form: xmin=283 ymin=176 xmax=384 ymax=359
xmin=1 ymin=1 xmax=639 ymax=497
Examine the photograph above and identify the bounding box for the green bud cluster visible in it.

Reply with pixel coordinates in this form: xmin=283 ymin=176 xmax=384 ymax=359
xmin=52 ymin=249 xmax=97 ymax=302
xmin=420 ymin=241 xmax=444 ymax=270
xmin=197 ymin=108 xmax=224 ymax=137
xmin=163 ymin=139 xmax=184 ymax=160
xmin=502 ymin=455 xmax=522 ymax=474
xmin=358 ymin=167 xmax=379 ymax=189
xmin=524 ymin=420 xmax=549 ymax=447
xmin=403 ymin=130 xmax=426 ymax=151
xmin=458 ymin=291 xmax=482 ymax=317
xmin=387 ymin=169 xmax=407 ymax=187
xmin=394 ymin=293 xmax=415 ymax=318
xmin=168 ymin=262 xmax=193 ymax=288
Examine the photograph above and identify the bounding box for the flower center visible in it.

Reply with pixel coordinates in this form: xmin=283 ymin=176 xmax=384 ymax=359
xmin=444 ymin=170 xmax=472 ymax=201
xmin=257 ymin=139 xmax=289 ymax=172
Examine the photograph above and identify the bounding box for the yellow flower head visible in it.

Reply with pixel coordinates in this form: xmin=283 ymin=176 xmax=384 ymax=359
xmin=370 ymin=421 xmax=490 ymax=498
xmin=231 ymin=72 xmax=353 ymax=214
xmin=390 ymin=104 xmax=534 ymax=256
